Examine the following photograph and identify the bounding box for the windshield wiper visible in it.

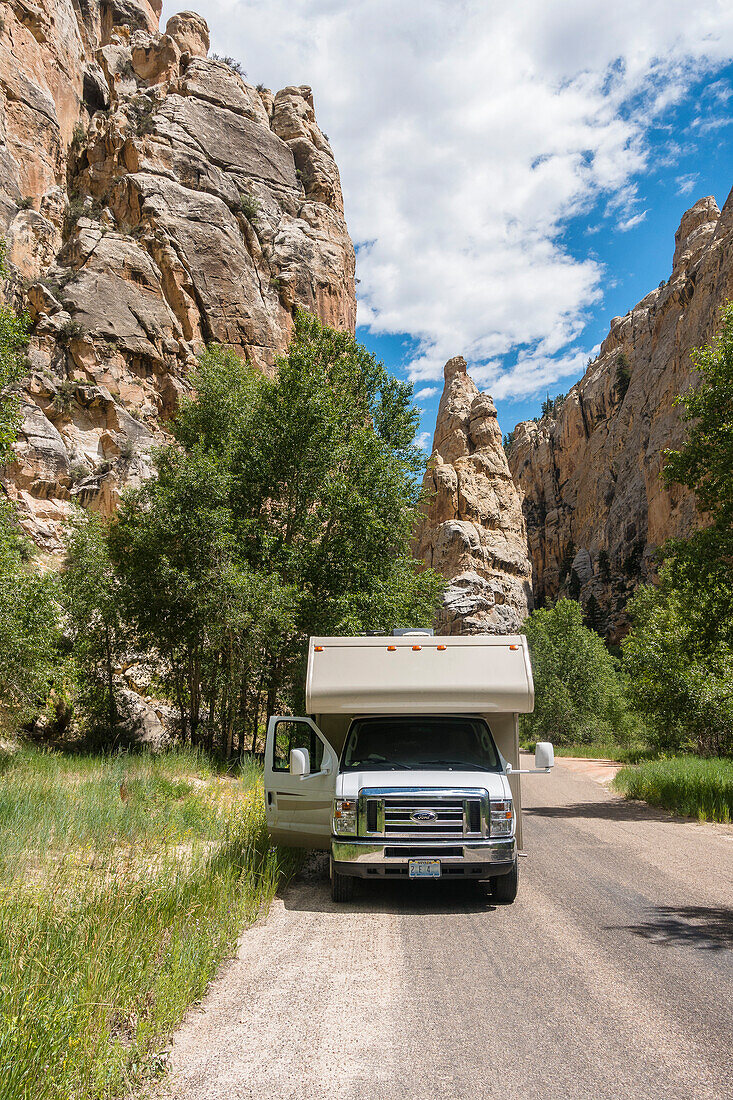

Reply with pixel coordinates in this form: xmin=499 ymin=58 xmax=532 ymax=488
xmin=418 ymin=760 xmax=492 ymax=771
xmin=348 ymin=761 xmax=411 ymax=770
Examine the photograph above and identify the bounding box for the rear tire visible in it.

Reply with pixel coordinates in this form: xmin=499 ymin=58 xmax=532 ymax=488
xmin=491 ymin=859 xmax=518 ymax=904
xmin=330 ymin=858 xmax=354 ymax=902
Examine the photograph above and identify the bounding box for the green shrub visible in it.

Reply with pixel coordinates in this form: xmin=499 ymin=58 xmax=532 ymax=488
xmin=211 ymin=54 xmax=246 ymax=78
xmin=521 ymin=599 xmax=631 ymax=745
xmin=0 ymin=241 xmax=29 ymax=462
xmin=237 ymin=190 xmax=260 ymax=221
xmin=69 ymin=122 xmax=86 ymax=155
xmin=615 ymin=352 xmax=632 ymax=400
xmin=57 ymin=319 xmax=84 ymax=345
xmin=17 ymin=197 xmax=34 ymax=211
xmin=613 ymin=756 xmax=733 ymax=822
xmin=0 ymin=505 xmax=61 ymax=733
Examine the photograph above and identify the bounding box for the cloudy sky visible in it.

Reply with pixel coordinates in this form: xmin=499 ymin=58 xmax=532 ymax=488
xmin=163 ymin=1 xmax=733 ymax=441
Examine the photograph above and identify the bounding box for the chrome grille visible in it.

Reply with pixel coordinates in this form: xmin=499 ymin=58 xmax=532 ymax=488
xmin=358 ymin=787 xmax=488 ymax=839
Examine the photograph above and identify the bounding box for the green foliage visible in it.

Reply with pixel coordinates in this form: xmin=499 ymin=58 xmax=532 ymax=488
xmin=57 ymin=318 xmax=84 ymax=346
xmin=69 ymin=122 xmax=86 ymax=154
xmin=109 ymin=315 xmax=443 ymax=751
xmin=502 ymin=429 xmax=515 ymax=452
xmin=62 ymin=511 xmax=126 ymax=738
xmin=0 ymin=747 xmax=300 ymax=1099
xmin=615 ymin=352 xmax=632 ymax=400
xmin=520 ymin=599 xmax=630 ymax=744
xmin=211 ymin=54 xmax=246 ymax=77
xmin=664 ymin=299 xmax=733 ymax=535
xmin=621 ymin=304 xmax=733 ymax=758
xmin=622 ymin=533 xmax=733 ymax=757
xmin=568 ymin=567 xmax=581 ymax=599
xmin=17 ymin=197 xmax=34 ymax=212
xmin=613 ymin=756 xmax=733 ymax=823
xmin=0 ymin=504 xmax=61 ymax=732
xmin=541 ymin=392 xmax=566 ymax=419
xmin=237 ymin=190 xmax=260 ymax=221
xmin=0 ymin=241 xmax=29 ymax=464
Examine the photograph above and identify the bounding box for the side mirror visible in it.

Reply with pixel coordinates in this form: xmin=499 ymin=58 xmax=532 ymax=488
xmin=535 ymin=742 xmax=554 ymax=770
xmin=290 ymin=748 xmax=310 ymax=777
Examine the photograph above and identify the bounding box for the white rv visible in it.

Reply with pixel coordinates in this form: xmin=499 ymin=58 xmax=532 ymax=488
xmin=264 ymin=633 xmax=553 ymax=903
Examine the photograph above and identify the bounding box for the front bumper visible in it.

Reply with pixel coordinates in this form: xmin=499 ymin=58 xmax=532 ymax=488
xmin=331 ymin=837 xmax=516 ymax=880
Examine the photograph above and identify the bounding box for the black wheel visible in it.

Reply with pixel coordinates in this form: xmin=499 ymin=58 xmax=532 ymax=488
xmin=491 ymin=859 xmax=518 ymax=904
xmin=330 ymin=858 xmax=354 ymax=902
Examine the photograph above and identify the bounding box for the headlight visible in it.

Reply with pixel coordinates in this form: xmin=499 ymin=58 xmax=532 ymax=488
xmin=332 ymin=799 xmax=357 ymax=835
xmin=490 ymin=799 xmax=513 ymax=837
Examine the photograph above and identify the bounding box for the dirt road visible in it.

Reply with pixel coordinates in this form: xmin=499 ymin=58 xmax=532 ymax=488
xmin=166 ymin=761 xmax=733 ymax=1100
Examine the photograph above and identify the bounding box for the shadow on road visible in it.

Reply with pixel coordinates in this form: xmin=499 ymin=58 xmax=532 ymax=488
xmin=281 ymin=859 xmax=502 ymax=916
xmin=524 ymin=799 xmax=678 ymax=823
xmin=607 ymin=905 xmax=733 ymax=952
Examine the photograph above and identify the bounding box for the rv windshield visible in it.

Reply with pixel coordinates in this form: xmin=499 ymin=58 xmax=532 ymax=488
xmin=341 ymin=717 xmax=501 ymax=772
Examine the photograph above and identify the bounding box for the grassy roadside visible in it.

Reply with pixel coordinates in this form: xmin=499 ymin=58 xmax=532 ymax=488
xmin=612 ymin=756 xmax=733 ymax=824
xmin=521 ymin=739 xmax=648 ymax=764
xmin=0 ymin=746 xmax=300 ymax=1100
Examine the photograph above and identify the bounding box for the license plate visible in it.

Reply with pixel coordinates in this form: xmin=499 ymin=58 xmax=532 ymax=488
xmin=408 ymin=859 xmax=441 ymax=879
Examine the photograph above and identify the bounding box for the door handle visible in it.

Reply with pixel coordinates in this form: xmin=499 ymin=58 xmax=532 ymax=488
xmin=267 ymin=791 xmax=273 ymax=806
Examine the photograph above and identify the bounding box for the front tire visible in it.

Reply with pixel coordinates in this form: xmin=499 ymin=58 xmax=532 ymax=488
xmin=330 ymin=858 xmax=354 ymax=902
xmin=491 ymin=859 xmax=518 ymax=904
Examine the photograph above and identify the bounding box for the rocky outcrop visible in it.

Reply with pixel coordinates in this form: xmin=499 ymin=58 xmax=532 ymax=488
xmin=0 ymin=4 xmax=356 ymax=550
xmin=507 ymin=194 xmax=733 ymax=640
xmin=414 ymin=356 xmax=533 ymax=634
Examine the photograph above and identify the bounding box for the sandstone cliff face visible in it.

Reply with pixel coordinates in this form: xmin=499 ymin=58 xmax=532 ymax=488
xmin=508 ymin=194 xmax=733 ymax=639
xmin=414 ymin=356 xmax=533 ymax=634
xmin=0 ymin=4 xmax=356 ymax=550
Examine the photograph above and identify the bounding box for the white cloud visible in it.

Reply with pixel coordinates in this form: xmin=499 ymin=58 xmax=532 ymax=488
xmin=676 ymin=173 xmax=699 ymax=195
xmin=413 ymin=430 xmax=432 ymax=451
xmin=413 ymin=386 xmax=439 ymax=400
xmin=617 ymin=210 xmax=648 ymax=232
xmin=163 ymin=1 xmax=733 ymax=397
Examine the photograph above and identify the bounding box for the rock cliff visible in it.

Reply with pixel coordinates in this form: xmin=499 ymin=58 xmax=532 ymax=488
xmin=414 ymin=356 xmax=533 ymax=634
xmin=0 ymin=3 xmax=356 ymax=550
xmin=507 ymin=193 xmax=733 ymax=639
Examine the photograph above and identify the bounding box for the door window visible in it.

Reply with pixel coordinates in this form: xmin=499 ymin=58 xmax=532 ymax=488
xmin=272 ymin=720 xmax=325 ymax=773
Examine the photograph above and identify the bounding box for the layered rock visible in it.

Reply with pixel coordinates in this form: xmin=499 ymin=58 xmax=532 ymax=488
xmin=414 ymin=357 xmax=533 ymax=634
xmin=508 ymin=194 xmax=733 ymax=640
xmin=0 ymin=4 xmax=356 ymax=550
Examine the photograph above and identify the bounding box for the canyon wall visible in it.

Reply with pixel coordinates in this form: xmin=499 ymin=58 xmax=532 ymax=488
xmin=0 ymin=3 xmax=356 ymax=550
xmin=507 ymin=194 xmax=733 ymax=639
xmin=414 ymin=356 xmax=532 ymax=634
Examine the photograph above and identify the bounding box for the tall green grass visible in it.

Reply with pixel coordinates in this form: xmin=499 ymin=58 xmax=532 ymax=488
xmin=613 ymin=755 xmax=733 ymax=823
xmin=521 ymin=738 xmax=649 ymax=763
xmin=0 ymin=747 xmax=299 ymax=1100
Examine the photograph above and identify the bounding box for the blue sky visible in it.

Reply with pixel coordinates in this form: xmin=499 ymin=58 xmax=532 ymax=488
xmin=164 ymin=2 xmax=733 ymax=446
xmin=381 ymin=63 xmax=733 ymax=441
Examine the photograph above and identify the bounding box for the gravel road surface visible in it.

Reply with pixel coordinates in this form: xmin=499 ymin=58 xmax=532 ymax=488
xmin=166 ymin=760 xmax=733 ymax=1100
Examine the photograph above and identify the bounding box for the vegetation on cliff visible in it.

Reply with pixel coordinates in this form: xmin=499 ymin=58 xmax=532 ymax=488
xmin=622 ymin=303 xmax=733 ymax=759
xmin=1 ymin=312 xmax=441 ymax=748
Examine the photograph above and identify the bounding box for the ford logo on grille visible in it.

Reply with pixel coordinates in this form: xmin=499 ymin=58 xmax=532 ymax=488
xmin=411 ymin=810 xmax=438 ymax=822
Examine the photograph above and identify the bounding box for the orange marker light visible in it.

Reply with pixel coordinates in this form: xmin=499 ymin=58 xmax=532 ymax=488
xmin=437 ymin=645 xmax=447 ymax=651
xmin=387 ymin=645 xmax=396 ymax=651
xmin=509 ymin=644 xmax=519 ymax=650
xmin=412 ymin=645 xmax=422 ymax=651
xmin=314 ymin=645 xmax=324 ymax=652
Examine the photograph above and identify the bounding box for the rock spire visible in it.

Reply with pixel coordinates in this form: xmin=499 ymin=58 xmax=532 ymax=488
xmin=414 ymin=356 xmax=532 ymax=634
